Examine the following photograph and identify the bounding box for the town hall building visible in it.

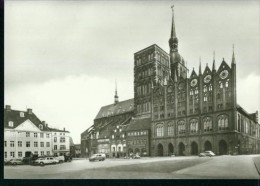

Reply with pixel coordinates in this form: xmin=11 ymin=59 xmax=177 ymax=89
xmin=81 ymin=6 xmax=260 ymax=157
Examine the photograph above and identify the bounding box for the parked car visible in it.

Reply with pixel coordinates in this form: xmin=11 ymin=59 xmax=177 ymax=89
xmin=89 ymin=154 xmax=106 ymax=162
xmin=132 ymin=154 xmax=141 ymax=159
xmin=23 ymin=154 xmax=39 ymax=165
xmin=9 ymin=159 xmax=24 ymax=165
xmin=4 ymin=159 xmax=10 ymax=165
xmin=199 ymin=151 xmax=215 ymax=157
xmin=34 ymin=157 xmax=59 ymax=166
xmin=55 ymin=156 xmax=65 ymax=163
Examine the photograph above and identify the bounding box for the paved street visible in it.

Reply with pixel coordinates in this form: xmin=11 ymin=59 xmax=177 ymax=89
xmin=4 ymin=155 xmax=260 ymax=179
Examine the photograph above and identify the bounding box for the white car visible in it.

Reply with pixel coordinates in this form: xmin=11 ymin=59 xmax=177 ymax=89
xmin=199 ymin=151 xmax=215 ymax=157
xmin=34 ymin=157 xmax=59 ymax=166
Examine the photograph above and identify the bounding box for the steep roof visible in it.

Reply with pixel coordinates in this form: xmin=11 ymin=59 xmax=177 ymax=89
xmin=126 ymin=117 xmax=151 ymax=131
xmin=4 ymin=108 xmax=50 ymax=131
xmin=95 ymin=99 xmax=134 ymax=119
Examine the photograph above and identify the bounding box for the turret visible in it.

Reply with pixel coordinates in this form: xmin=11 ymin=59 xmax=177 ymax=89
xmin=114 ymin=80 xmax=119 ymax=104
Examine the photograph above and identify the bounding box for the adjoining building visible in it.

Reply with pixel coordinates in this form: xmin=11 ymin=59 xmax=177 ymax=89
xmin=81 ymin=6 xmax=260 ymax=157
xmin=48 ymin=127 xmax=70 ymax=156
xmin=4 ymin=105 xmax=71 ymax=160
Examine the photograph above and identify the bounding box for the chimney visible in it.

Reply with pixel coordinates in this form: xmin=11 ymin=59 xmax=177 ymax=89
xmin=46 ymin=123 xmax=48 ymax=128
xmin=256 ymin=111 xmax=258 ymax=123
xmin=42 ymin=121 xmax=46 ymax=125
xmin=63 ymin=128 xmax=65 ymax=131
xmin=27 ymin=108 xmax=33 ymax=114
xmin=6 ymin=105 xmax=11 ymax=111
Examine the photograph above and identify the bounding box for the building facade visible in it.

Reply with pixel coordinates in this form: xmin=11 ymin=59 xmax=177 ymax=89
xmin=48 ymin=127 xmax=70 ymax=156
xmin=4 ymin=105 xmax=72 ymax=160
xmin=81 ymin=6 xmax=260 ymax=157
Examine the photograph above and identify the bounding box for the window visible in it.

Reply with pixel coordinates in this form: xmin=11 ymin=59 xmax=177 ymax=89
xmin=178 ymin=121 xmax=186 ymax=134
xmin=204 ymin=117 xmax=213 ymax=132
xmin=34 ymin=142 xmax=38 ymax=147
xmin=60 ymin=137 xmax=65 ymax=143
xmin=26 ymin=141 xmax=30 ymax=147
xmin=10 ymin=141 xmax=14 ymax=147
xmin=18 ymin=152 xmax=22 ymax=157
xmin=8 ymin=121 xmax=14 ymax=127
xmin=219 ymin=81 xmax=223 ymax=88
xmin=26 ymin=132 xmax=30 ymax=137
xmin=190 ymin=119 xmax=198 ymax=133
xmin=218 ymin=115 xmax=229 ymax=130
xmin=18 ymin=141 xmax=22 ymax=147
xmin=46 ymin=134 xmax=50 ymax=138
xmin=54 ymin=145 xmax=57 ymax=150
xmin=47 ymin=151 xmax=50 ymax=155
xmin=40 ymin=142 xmax=44 ymax=147
xmin=34 ymin=133 xmax=38 ymax=138
xmin=4 ymin=141 xmax=6 ymax=147
xmin=167 ymin=123 xmax=174 ymax=136
xmin=60 ymin=145 xmax=66 ymax=150
xmin=209 ymin=84 xmax=212 ymax=91
xmin=225 ymin=79 xmax=229 ymax=87
xmin=39 ymin=124 xmax=43 ymax=130
xmin=41 ymin=151 xmax=44 ymax=156
xmin=10 ymin=152 xmax=15 ymax=158
xmin=46 ymin=142 xmax=50 ymax=147
xmin=40 ymin=133 xmax=44 ymax=138
xmin=34 ymin=151 xmax=38 ymax=155
xmin=156 ymin=124 xmax=164 ymax=137
xmin=203 ymin=85 xmax=207 ymax=92
xmin=20 ymin=112 xmax=24 ymax=117
xmin=4 ymin=152 xmax=7 ymax=158
xmin=54 ymin=137 xmax=57 ymax=142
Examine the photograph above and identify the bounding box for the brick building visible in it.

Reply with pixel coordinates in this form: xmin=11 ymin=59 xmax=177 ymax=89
xmin=81 ymin=6 xmax=260 ymax=157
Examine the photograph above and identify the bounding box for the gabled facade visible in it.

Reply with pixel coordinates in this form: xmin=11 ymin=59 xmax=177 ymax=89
xmin=81 ymin=6 xmax=260 ymax=158
xmin=4 ymin=105 xmax=52 ymax=159
xmin=4 ymin=105 xmax=71 ymax=160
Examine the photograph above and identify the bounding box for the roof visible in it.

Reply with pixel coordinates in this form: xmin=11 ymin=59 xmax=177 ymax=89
xmin=237 ymin=104 xmax=258 ymax=122
xmin=4 ymin=108 xmax=50 ymax=131
xmin=134 ymin=44 xmax=169 ymax=56
xmin=126 ymin=117 xmax=151 ymax=131
xmin=95 ymin=99 xmax=134 ymax=119
xmin=47 ymin=127 xmax=70 ymax=133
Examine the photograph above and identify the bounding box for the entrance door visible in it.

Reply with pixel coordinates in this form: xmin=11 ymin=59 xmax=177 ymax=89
xmin=178 ymin=142 xmax=185 ymax=156
xmin=191 ymin=142 xmax=198 ymax=155
xmin=219 ymin=140 xmax=228 ymax=155
xmin=204 ymin=141 xmax=212 ymax=151
xmin=168 ymin=143 xmax=174 ymax=155
xmin=157 ymin=144 xmax=163 ymax=156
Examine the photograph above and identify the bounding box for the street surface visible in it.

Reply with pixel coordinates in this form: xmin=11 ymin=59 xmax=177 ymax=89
xmin=4 ymin=155 xmax=260 ymax=179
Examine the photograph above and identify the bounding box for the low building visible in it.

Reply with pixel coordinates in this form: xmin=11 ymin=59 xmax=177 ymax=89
xmin=48 ymin=127 xmax=70 ymax=156
xmin=126 ymin=117 xmax=151 ymax=156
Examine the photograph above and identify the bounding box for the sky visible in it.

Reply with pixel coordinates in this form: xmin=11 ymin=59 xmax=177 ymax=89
xmin=5 ymin=1 xmax=260 ymax=144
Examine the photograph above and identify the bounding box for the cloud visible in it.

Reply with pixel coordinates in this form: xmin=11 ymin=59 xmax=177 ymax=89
xmin=5 ymin=75 xmax=133 ymax=144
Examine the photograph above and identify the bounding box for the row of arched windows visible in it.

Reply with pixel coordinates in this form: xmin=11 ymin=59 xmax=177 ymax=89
xmin=155 ymin=115 xmax=229 ymax=137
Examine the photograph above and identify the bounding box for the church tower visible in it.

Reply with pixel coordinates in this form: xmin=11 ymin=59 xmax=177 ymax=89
xmin=169 ymin=5 xmax=188 ymax=81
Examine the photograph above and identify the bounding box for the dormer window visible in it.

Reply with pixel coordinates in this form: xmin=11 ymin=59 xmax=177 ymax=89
xmin=20 ymin=112 xmax=24 ymax=117
xmin=39 ymin=124 xmax=43 ymax=130
xmin=8 ymin=121 xmax=14 ymax=127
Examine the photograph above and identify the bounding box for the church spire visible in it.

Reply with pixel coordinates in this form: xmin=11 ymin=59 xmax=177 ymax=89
xmin=171 ymin=5 xmax=176 ymax=38
xmin=114 ymin=80 xmax=119 ymax=104
xmin=232 ymin=44 xmax=236 ymax=65
xmin=169 ymin=5 xmax=178 ymax=53
xmin=199 ymin=57 xmax=202 ymax=75
xmin=212 ymin=51 xmax=216 ymax=71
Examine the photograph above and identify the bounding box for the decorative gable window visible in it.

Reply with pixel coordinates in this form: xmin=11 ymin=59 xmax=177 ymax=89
xmin=20 ymin=112 xmax=24 ymax=117
xmin=8 ymin=121 xmax=14 ymax=127
xmin=190 ymin=119 xmax=198 ymax=133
